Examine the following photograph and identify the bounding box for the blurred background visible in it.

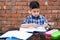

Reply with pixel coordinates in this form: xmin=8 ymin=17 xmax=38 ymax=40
xmin=0 ymin=0 xmax=60 ymax=34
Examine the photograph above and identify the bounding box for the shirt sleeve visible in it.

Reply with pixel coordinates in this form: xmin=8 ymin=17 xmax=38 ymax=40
xmin=42 ymin=16 xmax=50 ymax=25
xmin=22 ymin=18 xmax=29 ymax=24
xmin=22 ymin=15 xmax=31 ymax=24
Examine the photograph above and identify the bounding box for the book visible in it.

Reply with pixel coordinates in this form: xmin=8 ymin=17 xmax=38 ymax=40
xmin=0 ymin=30 xmax=32 ymax=40
xmin=20 ymin=27 xmax=47 ymax=32
xmin=45 ymin=29 xmax=58 ymax=38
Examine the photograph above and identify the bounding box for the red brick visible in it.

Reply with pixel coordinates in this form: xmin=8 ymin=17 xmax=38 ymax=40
xmin=16 ymin=0 xmax=27 ymax=2
xmin=10 ymin=13 xmax=21 ymax=18
xmin=6 ymin=10 xmax=16 ymax=14
xmin=58 ymin=13 xmax=60 ymax=18
xmin=7 ymin=17 xmax=17 ymax=21
xmin=39 ymin=0 xmax=48 ymax=2
xmin=11 ymin=10 xmax=17 ymax=14
xmin=17 ymin=17 xmax=25 ymax=22
xmin=22 ymin=13 xmax=29 ymax=18
xmin=50 ymin=22 xmax=58 ymax=28
xmin=5 ymin=0 xmax=11 ymax=2
xmin=5 ymin=10 xmax=11 ymax=14
xmin=55 ymin=26 xmax=60 ymax=28
xmin=28 ymin=0 xmax=37 ymax=1
xmin=42 ymin=14 xmax=57 ymax=22
xmin=48 ymin=0 xmax=57 ymax=2
xmin=11 ymin=21 xmax=17 ymax=25
xmin=48 ymin=18 xmax=57 ymax=22
xmin=16 ymin=2 xmax=28 ymax=6
xmin=58 ymin=2 xmax=60 ymax=6
xmin=40 ymin=2 xmax=45 ymax=6
xmin=51 ymin=10 xmax=58 ymax=13
xmin=5 ymin=0 xmax=15 ymax=5
xmin=57 ymin=22 xmax=60 ymax=26
xmin=14 ymin=6 xmax=29 ymax=10
xmin=28 ymin=0 xmax=47 ymax=2
xmin=0 ymin=10 xmax=5 ymax=14
xmin=16 ymin=20 xmax=22 ymax=25
xmin=5 ymin=2 xmax=12 ymax=6
xmin=17 ymin=10 xmax=28 ymax=13
xmin=45 ymin=14 xmax=51 ymax=18
xmin=54 ymin=22 xmax=57 ymax=26
xmin=1 ymin=6 xmax=4 ymax=9
xmin=0 ymin=2 xmax=4 ymax=6
xmin=40 ymin=10 xmax=51 ymax=14
xmin=2 ymin=25 xmax=11 ymax=32
xmin=44 ymin=14 xmax=53 ymax=22
xmin=40 ymin=6 xmax=47 ymax=10
xmin=6 ymin=6 xmax=12 ymax=9
xmin=22 ymin=6 xmax=29 ymax=10
xmin=0 ymin=0 xmax=5 ymax=2
xmin=0 ymin=17 xmax=6 ymax=21
xmin=47 ymin=6 xmax=58 ymax=10
xmin=51 ymin=13 xmax=57 ymax=18
xmin=1 ymin=21 xmax=11 ymax=25
xmin=1 ymin=13 xmax=11 ymax=17
xmin=48 ymin=2 xmax=58 ymax=6
xmin=45 ymin=13 xmax=57 ymax=19
xmin=14 ymin=6 xmax=21 ymax=10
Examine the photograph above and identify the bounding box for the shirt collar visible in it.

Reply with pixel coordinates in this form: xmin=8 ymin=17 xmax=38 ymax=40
xmin=32 ymin=15 xmax=40 ymax=19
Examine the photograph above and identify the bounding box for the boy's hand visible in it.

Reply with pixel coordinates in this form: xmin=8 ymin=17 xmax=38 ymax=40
xmin=32 ymin=24 xmax=39 ymax=28
xmin=43 ymin=23 xmax=49 ymax=28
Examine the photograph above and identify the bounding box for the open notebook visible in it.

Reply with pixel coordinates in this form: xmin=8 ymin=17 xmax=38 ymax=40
xmin=0 ymin=27 xmax=46 ymax=40
xmin=0 ymin=30 xmax=32 ymax=40
xmin=20 ymin=27 xmax=47 ymax=32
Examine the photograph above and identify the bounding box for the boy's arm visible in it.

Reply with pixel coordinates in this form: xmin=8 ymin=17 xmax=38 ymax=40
xmin=42 ymin=16 xmax=50 ymax=28
xmin=20 ymin=24 xmax=39 ymax=28
xmin=21 ymin=16 xmax=39 ymax=28
xmin=43 ymin=23 xmax=50 ymax=28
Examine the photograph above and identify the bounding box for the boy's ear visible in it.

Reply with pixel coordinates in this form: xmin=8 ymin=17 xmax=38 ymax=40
xmin=28 ymin=10 xmax=31 ymax=14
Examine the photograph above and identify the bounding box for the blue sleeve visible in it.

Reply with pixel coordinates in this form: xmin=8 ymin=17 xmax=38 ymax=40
xmin=22 ymin=18 xmax=29 ymax=24
xmin=42 ymin=16 xmax=50 ymax=25
xmin=22 ymin=15 xmax=31 ymax=24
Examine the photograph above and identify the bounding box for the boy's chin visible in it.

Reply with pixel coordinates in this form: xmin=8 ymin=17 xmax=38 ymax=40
xmin=34 ymin=15 xmax=39 ymax=17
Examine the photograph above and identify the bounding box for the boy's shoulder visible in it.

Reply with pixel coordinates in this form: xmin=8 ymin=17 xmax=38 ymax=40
xmin=25 ymin=15 xmax=32 ymax=19
xmin=39 ymin=15 xmax=45 ymax=18
xmin=26 ymin=15 xmax=45 ymax=18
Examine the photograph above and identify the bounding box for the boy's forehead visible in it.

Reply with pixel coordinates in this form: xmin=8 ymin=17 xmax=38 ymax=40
xmin=31 ymin=8 xmax=40 ymax=11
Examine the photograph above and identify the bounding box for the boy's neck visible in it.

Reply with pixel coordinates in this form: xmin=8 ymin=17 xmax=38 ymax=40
xmin=32 ymin=15 xmax=40 ymax=19
xmin=32 ymin=15 xmax=39 ymax=17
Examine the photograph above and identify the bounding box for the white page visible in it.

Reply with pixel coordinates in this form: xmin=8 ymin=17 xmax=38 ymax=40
xmin=0 ymin=30 xmax=32 ymax=40
xmin=46 ymin=29 xmax=58 ymax=34
xmin=34 ymin=27 xmax=47 ymax=32
xmin=20 ymin=27 xmax=35 ymax=32
xmin=20 ymin=27 xmax=47 ymax=32
xmin=12 ymin=31 xmax=32 ymax=40
xmin=0 ymin=30 xmax=18 ymax=38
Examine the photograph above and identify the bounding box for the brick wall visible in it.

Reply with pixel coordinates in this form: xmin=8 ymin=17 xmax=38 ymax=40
xmin=0 ymin=0 xmax=60 ymax=33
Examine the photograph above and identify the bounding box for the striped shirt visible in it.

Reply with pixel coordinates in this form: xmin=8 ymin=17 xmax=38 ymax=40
xmin=23 ymin=15 xmax=49 ymax=27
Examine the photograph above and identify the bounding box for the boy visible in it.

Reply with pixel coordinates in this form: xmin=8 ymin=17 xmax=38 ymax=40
xmin=6 ymin=1 xmax=49 ymax=40
xmin=21 ymin=1 xmax=49 ymax=29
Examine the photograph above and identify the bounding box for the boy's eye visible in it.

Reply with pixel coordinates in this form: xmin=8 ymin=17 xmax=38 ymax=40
xmin=33 ymin=11 xmax=36 ymax=12
xmin=33 ymin=11 xmax=39 ymax=12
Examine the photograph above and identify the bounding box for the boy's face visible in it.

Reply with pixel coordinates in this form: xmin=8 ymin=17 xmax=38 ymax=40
xmin=31 ymin=8 xmax=40 ymax=17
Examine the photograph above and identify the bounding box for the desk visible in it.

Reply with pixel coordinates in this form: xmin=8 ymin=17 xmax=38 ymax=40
xmin=0 ymin=27 xmax=47 ymax=40
xmin=1 ymin=28 xmax=58 ymax=40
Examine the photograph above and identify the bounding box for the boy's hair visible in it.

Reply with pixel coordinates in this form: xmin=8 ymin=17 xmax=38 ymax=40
xmin=29 ymin=1 xmax=40 ymax=9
